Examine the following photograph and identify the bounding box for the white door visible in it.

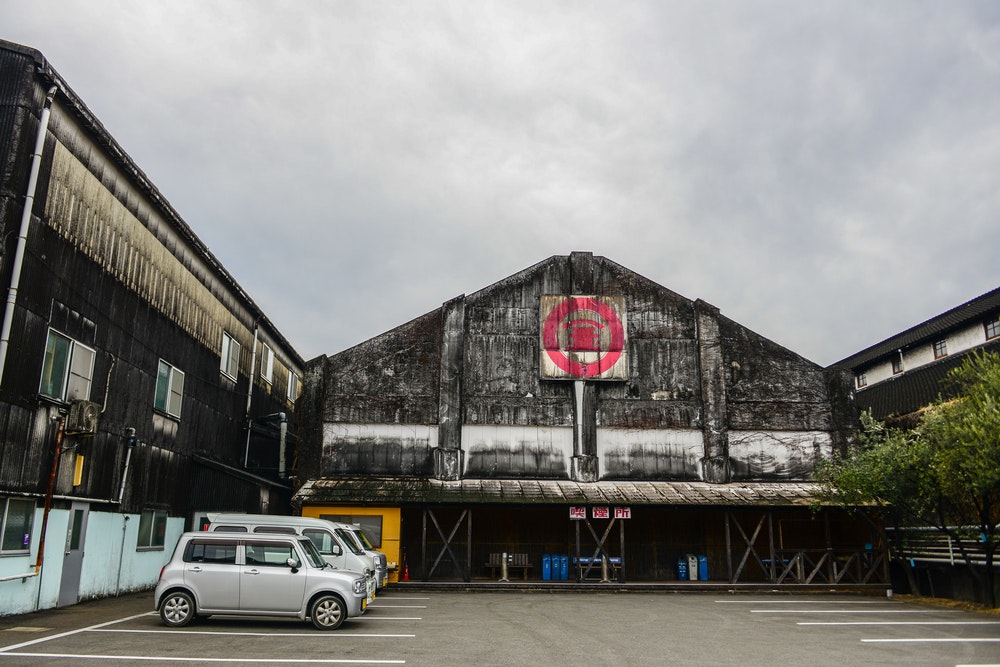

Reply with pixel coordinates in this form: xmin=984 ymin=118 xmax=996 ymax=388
xmin=57 ymin=502 xmax=89 ymax=607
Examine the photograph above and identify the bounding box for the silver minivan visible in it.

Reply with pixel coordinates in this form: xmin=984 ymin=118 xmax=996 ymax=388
xmin=154 ymin=532 xmax=367 ymax=630
xmin=206 ymin=513 xmax=378 ymax=600
xmin=342 ymin=523 xmax=389 ymax=590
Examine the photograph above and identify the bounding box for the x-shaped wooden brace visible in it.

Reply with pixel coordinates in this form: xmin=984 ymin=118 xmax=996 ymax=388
xmin=730 ymin=512 xmax=773 ymax=583
xmin=577 ymin=517 xmax=620 ymax=581
xmin=424 ymin=508 xmax=469 ymax=581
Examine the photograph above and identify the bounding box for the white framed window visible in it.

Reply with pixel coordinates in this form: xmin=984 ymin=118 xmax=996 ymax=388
xmin=933 ymin=340 xmax=948 ymax=359
xmin=856 ymin=373 xmax=867 ymax=389
xmin=39 ymin=329 xmax=95 ymax=402
xmin=136 ymin=509 xmax=168 ymax=550
xmin=986 ymin=317 xmax=1000 ymax=341
xmin=220 ymin=332 xmax=240 ymax=380
xmin=0 ymin=497 xmax=34 ymax=554
xmin=260 ymin=344 xmax=274 ymax=383
xmin=287 ymin=371 xmax=300 ymax=403
xmin=154 ymin=360 xmax=184 ymax=418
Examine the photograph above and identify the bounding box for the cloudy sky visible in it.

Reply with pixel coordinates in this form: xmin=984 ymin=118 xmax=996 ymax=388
xmin=3 ymin=1 xmax=998 ymax=366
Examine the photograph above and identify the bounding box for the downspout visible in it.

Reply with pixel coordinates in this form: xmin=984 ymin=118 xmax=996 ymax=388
xmin=36 ymin=416 xmax=65 ymax=575
xmin=278 ymin=412 xmax=287 ymax=479
xmin=243 ymin=324 xmax=259 ymax=468
xmin=0 ymin=85 xmax=59 ymax=387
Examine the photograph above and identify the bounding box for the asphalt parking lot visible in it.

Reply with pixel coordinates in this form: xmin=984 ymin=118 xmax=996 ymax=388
xmin=1 ymin=590 xmax=999 ymax=666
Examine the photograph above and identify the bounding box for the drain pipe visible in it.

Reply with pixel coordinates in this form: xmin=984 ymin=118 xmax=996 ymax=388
xmin=243 ymin=324 xmax=259 ymax=468
xmin=118 ymin=428 xmax=137 ymax=503
xmin=0 ymin=85 xmax=59 ymax=387
xmin=277 ymin=412 xmax=287 ymax=479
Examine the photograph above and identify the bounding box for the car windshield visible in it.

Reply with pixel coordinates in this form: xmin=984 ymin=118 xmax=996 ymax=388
xmin=352 ymin=528 xmax=375 ymax=550
xmin=298 ymin=538 xmax=327 ymax=568
xmin=334 ymin=528 xmax=364 ymax=555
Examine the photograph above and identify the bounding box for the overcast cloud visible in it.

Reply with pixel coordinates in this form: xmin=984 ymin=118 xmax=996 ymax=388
xmin=3 ymin=1 xmax=998 ymax=366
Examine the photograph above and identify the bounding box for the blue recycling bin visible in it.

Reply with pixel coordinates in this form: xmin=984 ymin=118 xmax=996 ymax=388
xmin=698 ymin=555 xmax=708 ymax=581
xmin=542 ymin=554 xmax=552 ymax=581
xmin=676 ymin=556 xmax=688 ymax=581
xmin=559 ymin=554 xmax=569 ymax=580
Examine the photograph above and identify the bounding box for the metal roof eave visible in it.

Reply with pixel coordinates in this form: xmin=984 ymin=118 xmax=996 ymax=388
xmin=293 ymin=478 xmax=830 ymax=508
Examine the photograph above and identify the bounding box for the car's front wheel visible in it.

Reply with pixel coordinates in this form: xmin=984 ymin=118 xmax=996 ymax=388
xmin=310 ymin=594 xmax=346 ymax=630
xmin=160 ymin=591 xmax=196 ymax=627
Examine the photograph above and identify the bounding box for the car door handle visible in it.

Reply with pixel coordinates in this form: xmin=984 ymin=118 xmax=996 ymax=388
xmin=188 ymin=566 xmax=203 ymax=573
xmin=245 ymin=569 xmax=261 ymax=575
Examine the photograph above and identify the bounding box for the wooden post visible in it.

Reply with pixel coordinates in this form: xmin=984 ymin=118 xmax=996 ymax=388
xmin=725 ymin=511 xmax=733 ymax=584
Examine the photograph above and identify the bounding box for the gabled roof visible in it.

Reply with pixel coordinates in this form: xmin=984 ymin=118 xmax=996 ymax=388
xmin=832 ymin=285 xmax=1000 ymax=370
xmin=294 ymin=478 xmax=828 ymax=507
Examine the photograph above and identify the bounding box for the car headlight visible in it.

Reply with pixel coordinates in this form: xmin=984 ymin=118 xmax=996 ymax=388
xmin=353 ymin=578 xmax=366 ymax=595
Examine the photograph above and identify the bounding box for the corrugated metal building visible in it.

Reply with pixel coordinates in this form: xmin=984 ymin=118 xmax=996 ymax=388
xmin=0 ymin=39 xmax=304 ymax=614
xmin=296 ymin=252 xmax=882 ymax=586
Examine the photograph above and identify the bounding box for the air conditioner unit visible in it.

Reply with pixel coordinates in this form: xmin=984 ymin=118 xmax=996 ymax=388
xmin=67 ymin=399 xmax=100 ymax=435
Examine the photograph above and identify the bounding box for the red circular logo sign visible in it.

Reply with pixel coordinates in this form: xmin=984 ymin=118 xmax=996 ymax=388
xmin=542 ymin=296 xmax=625 ymax=378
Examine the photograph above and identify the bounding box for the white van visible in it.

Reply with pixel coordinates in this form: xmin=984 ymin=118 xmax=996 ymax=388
xmin=331 ymin=522 xmax=388 ymax=590
xmin=205 ymin=514 xmax=376 ymax=603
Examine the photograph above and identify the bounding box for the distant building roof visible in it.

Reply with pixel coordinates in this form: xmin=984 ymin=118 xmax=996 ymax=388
xmin=830 ymin=285 xmax=1000 ymax=421
xmin=832 ymin=285 xmax=1000 ymax=370
xmin=852 ymin=338 xmax=1000 ymax=419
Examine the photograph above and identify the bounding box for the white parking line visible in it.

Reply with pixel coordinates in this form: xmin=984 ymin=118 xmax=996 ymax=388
xmin=369 ymin=605 xmax=427 ymax=609
xmin=751 ymin=609 xmax=960 ymax=614
xmin=0 ymin=653 xmax=404 ymax=663
xmin=800 ymin=621 xmax=1000 ymax=626
xmin=862 ymin=638 xmax=1000 ymax=644
xmin=91 ymin=629 xmax=416 ymax=637
xmin=378 ymin=597 xmax=429 ymax=600
xmin=716 ymin=600 xmax=900 ymax=604
xmin=0 ymin=612 xmax=154 ymax=653
xmin=352 ymin=617 xmax=422 ymax=621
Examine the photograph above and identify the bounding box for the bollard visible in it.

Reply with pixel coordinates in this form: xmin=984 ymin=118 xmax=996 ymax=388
xmin=600 ymin=557 xmax=610 ymax=583
xmin=500 ymin=551 xmax=509 ymax=582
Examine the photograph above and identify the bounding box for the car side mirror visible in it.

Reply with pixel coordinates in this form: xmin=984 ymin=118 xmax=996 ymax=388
xmin=286 ymin=558 xmax=300 ymax=572
xmin=330 ymin=544 xmax=342 ymax=556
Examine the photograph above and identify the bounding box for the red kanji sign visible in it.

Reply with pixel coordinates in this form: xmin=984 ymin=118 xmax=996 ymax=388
xmin=540 ymin=295 xmax=627 ymax=380
xmin=615 ymin=507 xmax=631 ymax=519
xmin=592 ymin=507 xmax=610 ymax=519
xmin=569 ymin=507 xmax=586 ymax=520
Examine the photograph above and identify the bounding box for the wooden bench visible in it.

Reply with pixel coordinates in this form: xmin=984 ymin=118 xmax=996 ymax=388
xmin=485 ymin=552 xmax=533 ymax=580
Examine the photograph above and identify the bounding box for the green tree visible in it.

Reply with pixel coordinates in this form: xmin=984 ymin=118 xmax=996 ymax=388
xmin=819 ymin=350 xmax=1000 ymax=607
